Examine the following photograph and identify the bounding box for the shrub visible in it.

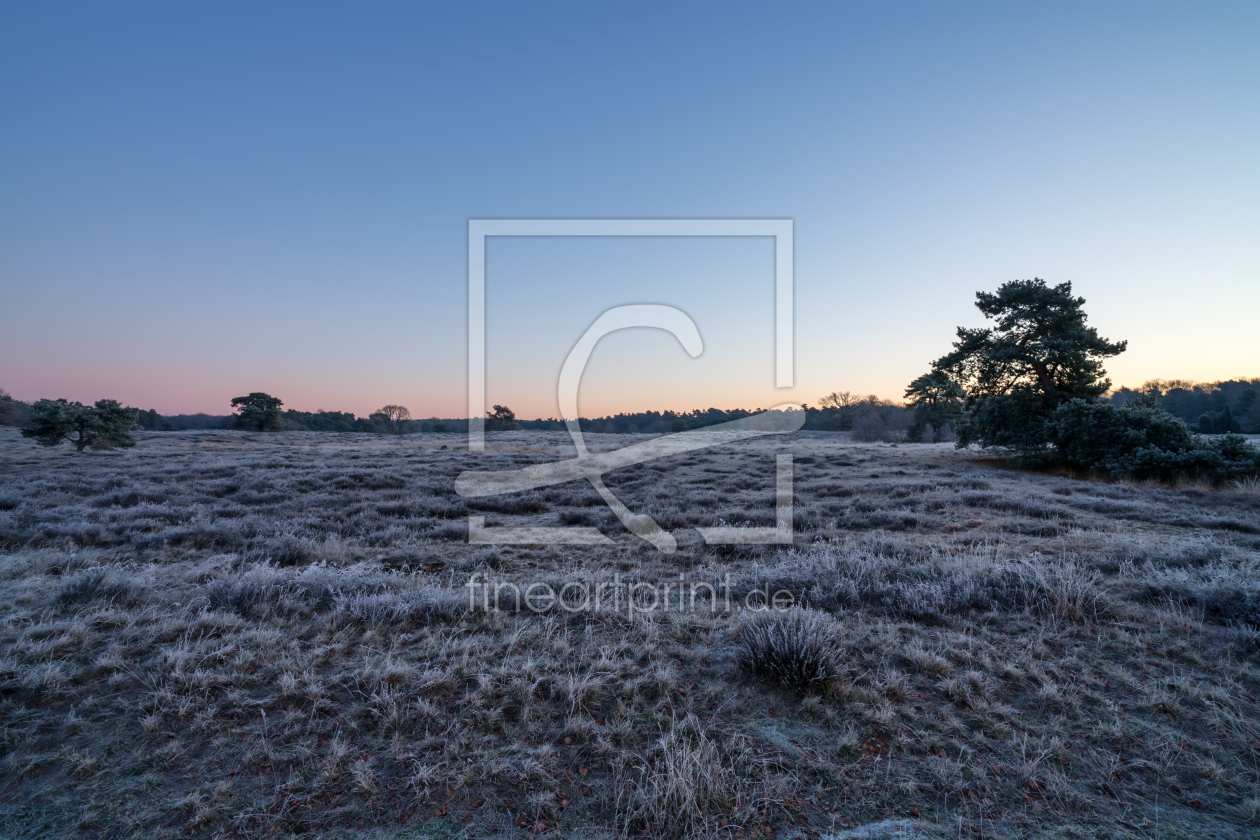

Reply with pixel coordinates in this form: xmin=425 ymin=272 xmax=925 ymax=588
xmin=1051 ymin=397 xmax=1260 ymax=483
xmin=243 ymin=535 xmax=312 ymax=567
xmin=426 ymin=521 xmax=467 ymax=541
xmin=735 ymin=607 xmax=842 ymax=690
xmin=468 ymin=494 xmax=548 ymax=514
xmin=1208 ymin=434 xmax=1260 ymax=480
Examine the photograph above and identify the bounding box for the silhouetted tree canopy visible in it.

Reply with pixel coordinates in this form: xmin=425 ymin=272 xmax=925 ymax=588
xmin=132 ymin=408 xmax=171 ymax=431
xmin=370 ymin=404 xmax=411 ymax=435
xmin=904 ymin=372 xmax=964 ymax=442
xmin=230 ymin=392 xmax=284 ymax=431
xmin=1108 ymin=378 xmax=1260 ymax=433
xmin=817 ymin=392 xmax=865 ymax=431
xmin=0 ymin=389 xmax=27 ymax=427
xmin=485 ymin=404 xmax=520 ymax=431
xmin=915 ymin=280 xmax=1259 ymax=482
xmin=22 ymin=399 xmax=137 ymax=451
xmin=932 ymin=279 xmax=1126 ymax=456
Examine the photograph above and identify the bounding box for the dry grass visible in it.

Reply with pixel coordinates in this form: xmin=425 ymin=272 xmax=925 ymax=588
xmin=1232 ymin=476 xmax=1260 ymax=496
xmin=735 ymin=608 xmax=844 ymax=691
xmin=1 ymin=426 xmax=1259 ymax=838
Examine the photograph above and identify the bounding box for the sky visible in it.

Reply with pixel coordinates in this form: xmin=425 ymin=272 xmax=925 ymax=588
xmin=1 ymin=1 xmax=1257 ymax=420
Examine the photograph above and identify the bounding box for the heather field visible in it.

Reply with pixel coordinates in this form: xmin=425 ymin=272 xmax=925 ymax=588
xmin=2 ymin=426 xmax=1260 ymax=840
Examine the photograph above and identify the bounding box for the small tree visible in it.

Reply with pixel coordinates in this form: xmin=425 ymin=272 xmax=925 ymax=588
xmin=22 ymin=399 xmax=138 ymax=451
xmin=486 ymin=404 xmax=520 ymax=431
xmin=371 ymin=404 xmax=411 ymax=435
xmin=230 ymin=392 xmax=283 ymax=431
xmin=904 ymin=371 xmax=964 ymax=442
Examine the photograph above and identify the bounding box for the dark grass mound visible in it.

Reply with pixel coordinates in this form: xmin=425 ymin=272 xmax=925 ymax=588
xmin=736 ymin=607 xmax=843 ymax=690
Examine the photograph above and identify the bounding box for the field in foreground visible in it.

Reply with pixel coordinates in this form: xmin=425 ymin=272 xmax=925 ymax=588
xmin=1 ymin=426 xmax=1259 ymax=840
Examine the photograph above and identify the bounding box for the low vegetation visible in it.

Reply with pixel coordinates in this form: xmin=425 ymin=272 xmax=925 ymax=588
xmin=1 ymin=425 xmax=1259 ymax=838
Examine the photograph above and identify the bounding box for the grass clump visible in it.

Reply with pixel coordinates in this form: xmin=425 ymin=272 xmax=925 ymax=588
xmin=735 ymin=606 xmax=842 ymax=690
xmin=618 ymin=716 xmax=743 ymax=839
xmin=55 ymin=567 xmax=144 ymax=608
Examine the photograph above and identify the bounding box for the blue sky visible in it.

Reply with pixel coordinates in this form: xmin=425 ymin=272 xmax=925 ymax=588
xmin=2 ymin=1 xmax=1257 ymax=418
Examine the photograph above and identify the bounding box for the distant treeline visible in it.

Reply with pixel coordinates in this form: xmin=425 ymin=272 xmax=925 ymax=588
xmin=8 ymin=380 xmax=1253 ymax=437
xmin=521 ymin=408 xmax=761 ymax=433
xmin=149 ymin=408 xmax=826 ymax=434
xmin=132 ymin=410 xmax=460 ymax=434
xmin=0 ymin=390 xmax=29 ymax=427
xmin=1108 ymin=378 xmax=1260 ymax=434
xmin=521 ymin=399 xmax=916 ymax=439
xmin=0 ymin=392 xmax=910 ymax=437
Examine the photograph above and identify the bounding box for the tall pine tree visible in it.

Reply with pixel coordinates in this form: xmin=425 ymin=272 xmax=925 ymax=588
xmin=931 ymin=279 xmax=1126 ymax=457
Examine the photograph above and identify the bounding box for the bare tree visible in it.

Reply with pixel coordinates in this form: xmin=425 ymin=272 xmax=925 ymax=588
xmin=818 ymin=391 xmax=864 ymax=430
xmin=372 ymin=404 xmax=411 ymax=435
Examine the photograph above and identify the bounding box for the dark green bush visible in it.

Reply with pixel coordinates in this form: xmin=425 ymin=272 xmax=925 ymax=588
xmin=1051 ymin=397 xmax=1260 ymax=483
xmin=230 ymin=392 xmax=284 ymax=431
xmin=955 ymin=390 xmax=1060 ymax=460
xmin=22 ymin=399 xmax=138 ymax=451
xmin=1206 ymin=433 xmax=1260 ymax=479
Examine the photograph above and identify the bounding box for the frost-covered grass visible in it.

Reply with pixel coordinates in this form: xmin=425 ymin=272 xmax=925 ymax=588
xmin=1 ymin=426 xmax=1259 ymax=839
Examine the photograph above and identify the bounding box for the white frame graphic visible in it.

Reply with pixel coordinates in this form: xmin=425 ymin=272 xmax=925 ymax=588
xmin=466 ymin=218 xmax=794 ymax=451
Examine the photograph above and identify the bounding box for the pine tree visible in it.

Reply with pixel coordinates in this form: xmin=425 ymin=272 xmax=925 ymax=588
xmin=230 ymin=393 xmax=284 ymax=431
xmin=931 ymin=279 xmax=1126 ymax=457
xmin=485 ymin=404 xmax=520 ymax=431
xmin=22 ymin=399 xmax=138 ymax=451
xmin=903 ymin=371 xmax=964 ymax=442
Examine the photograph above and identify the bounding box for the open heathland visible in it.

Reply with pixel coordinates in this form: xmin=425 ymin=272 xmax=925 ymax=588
xmin=2 ymin=426 xmax=1259 ymax=839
